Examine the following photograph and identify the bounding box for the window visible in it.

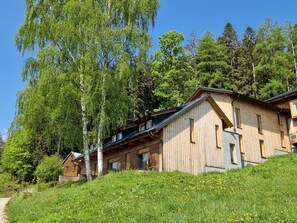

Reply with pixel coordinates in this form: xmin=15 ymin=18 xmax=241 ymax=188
xmin=117 ymin=132 xmax=123 ymax=141
xmin=235 ymin=108 xmax=241 ymax=128
xmin=239 ymin=135 xmax=244 ymax=154
xmin=277 ymin=113 xmax=282 ymax=125
xmin=146 ymin=120 xmax=153 ymax=129
xmin=215 ymin=125 xmax=221 ymax=148
xmin=280 ymin=131 xmax=285 ymax=148
xmin=190 ymin=119 xmax=195 ymax=143
xmin=138 ymin=152 xmax=150 ymax=170
xmin=65 ymin=166 xmax=69 ymax=172
xmin=112 ymin=135 xmax=117 ymax=143
xmin=230 ymin=144 xmax=237 ymax=164
xmin=139 ymin=123 xmax=146 ymax=132
xmin=260 ymin=140 xmax=267 ymax=158
xmin=290 ymin=100 xmax=297 ymax=119
xmin=257 ymin=114 xmax=262 ymax=134
xmin=109 ymin=161 xmax=120 ymax=172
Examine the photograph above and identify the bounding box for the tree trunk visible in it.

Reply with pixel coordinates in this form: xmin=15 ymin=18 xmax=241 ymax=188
xmin=252 ymin=62 xmax=257 ymax=98
xmin=97 ymin=72 xmax=106 ymax=177
xmin=79 ymin=73 xmax=92 ymax=181
xmin=291 ymin=42 xmax=297 ymax=80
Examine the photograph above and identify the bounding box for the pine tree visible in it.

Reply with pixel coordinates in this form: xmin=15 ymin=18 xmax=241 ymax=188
xmin=236 ymin=26 xmax=257 ymax=97
xmin=195 ymin=32 xmax=231 ymax=89
xmin=218 ymin=22 xmax=240 ymax=88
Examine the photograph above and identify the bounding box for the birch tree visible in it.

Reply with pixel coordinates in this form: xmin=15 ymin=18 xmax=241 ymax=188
xmin=16 ymin=0 xmax=158 ymax=180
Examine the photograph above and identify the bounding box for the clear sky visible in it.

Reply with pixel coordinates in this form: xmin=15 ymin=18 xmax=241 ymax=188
xmin=1 ymin=0 xmax=297 ymax=141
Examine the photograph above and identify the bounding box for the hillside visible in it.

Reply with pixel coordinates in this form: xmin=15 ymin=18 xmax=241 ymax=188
xmin=7 ymin=154 xmax=297 ymax=223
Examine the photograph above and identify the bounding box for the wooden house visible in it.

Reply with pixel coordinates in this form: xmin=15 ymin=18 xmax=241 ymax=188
xmin=265 ymin=89 xmax=297 ymax=149
xmin=59 ymin=151 xmax=82 ymax=181
xmin=61 ymin=87 xmax=296 ymax=180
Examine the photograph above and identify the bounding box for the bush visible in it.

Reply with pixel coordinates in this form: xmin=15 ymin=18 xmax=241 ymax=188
xmin=1 ymin=131 xmax=33 ymax=181
xmin=0 ymin=171 xmax=21 ymax=197
xmin=35 ymin=155 xmax=63 ymax=183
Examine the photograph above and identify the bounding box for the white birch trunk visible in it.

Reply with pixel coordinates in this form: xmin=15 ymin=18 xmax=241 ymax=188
xmin=80 ymin=73 xmax=92 ymax=181
xmin=97 ymin=73 xmax=106 ymax=177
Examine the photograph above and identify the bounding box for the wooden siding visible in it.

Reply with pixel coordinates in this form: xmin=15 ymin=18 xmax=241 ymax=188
xmin=163 ymin=100 xmax=225 ymax=175
xmin=63 ymin=154 xmax=78 ymax=177
xmin=103 ymin=138 xmax=162 ymax=174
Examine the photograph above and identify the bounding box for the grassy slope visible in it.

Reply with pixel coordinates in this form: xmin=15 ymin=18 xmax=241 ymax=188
xmin=7 ymin=154 xmax=297 ymax=223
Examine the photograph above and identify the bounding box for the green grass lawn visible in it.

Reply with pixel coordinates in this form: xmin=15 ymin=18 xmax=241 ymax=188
xmin=7 ymin=154 xmax=297 ymax=223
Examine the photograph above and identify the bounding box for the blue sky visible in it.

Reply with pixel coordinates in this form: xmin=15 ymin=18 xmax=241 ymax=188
xmin=1 ymin=0 xmax=297 ymax=141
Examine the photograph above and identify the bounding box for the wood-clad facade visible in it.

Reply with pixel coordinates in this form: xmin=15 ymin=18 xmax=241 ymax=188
xmin=60 ymin=87 xmax=297 ymax=180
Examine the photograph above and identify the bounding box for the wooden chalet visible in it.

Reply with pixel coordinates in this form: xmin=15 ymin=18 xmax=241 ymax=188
xmin=265 ymin=89 xmax=297 ymax=149
xmin=59 ymin=151 xmax=83 ymax=181
xmin=60 ymin=87 xmax=297 ymax=180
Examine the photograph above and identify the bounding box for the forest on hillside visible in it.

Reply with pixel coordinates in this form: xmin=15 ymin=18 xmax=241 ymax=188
xmin=1 ymin=0 xmax=297 ymax=182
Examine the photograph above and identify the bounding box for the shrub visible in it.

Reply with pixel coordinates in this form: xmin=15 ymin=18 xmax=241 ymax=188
xmin=35 ymin=155 xmax=63 ymax=183
xmin=1 ymin=129 xmax=33 ymax=181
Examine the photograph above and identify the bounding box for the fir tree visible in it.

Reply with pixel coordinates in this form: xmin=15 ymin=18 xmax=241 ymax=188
xmin=236 ymin=26 xmax=257 ymax=97
xmin=195 ymin=32 xmax=231 ymax=89
xmin=218 ymin=22 xmax=240 ymax=88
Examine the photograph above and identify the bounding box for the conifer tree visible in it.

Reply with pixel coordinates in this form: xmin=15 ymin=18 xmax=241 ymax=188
xmin=236 ymin=26 xmax=257 ymax=97
xmin=195 ymin=32 xmax=231 ymax=89
xmin=218 ymin=22 xmax=240 ymax=88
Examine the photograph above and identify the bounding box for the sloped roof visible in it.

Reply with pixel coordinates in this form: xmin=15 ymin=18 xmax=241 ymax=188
xmin=186 ymin=86 xmax=287 ymax=112
xmin=62 ymin=151 xmax=82 ymax=164
xmin=74 ymin=95 xmax=233 ymax=159
xmin=265 ymin=88 xmax=297 ymax=103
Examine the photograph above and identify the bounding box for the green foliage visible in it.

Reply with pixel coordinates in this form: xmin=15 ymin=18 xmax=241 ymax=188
xmin=35 ymin=155 xmax=63 ymax=183
xmin=152 ymin=30 xmax=198 ymax=110
xmin=1 ymin=130 xmax=33 ymax=181
xmin=236 ymin=26 xmax=257 ymax=97
xmin=7 ymin=154 xmax=297 ymax=222
xmin=195 ymin=32 xmax=231 ymax=89
xmin=0 ymin=172 xmax=18 ymax=197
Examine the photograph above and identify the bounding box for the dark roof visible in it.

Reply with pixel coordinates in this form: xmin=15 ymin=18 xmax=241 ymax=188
xmin=186 ymin=86 xmax=287 ymax=113
xmin=74 ymin=95 xmax=233 ymax=160
xmin=265 ymin=89 xmax=297 ymax=103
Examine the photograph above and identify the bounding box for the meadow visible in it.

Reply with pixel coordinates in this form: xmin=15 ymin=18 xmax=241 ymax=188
xmin=7 ymin=154 xmax=297 ymax=222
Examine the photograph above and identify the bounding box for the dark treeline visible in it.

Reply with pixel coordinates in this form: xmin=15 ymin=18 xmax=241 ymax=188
xmin=2 ymin=15 xmax=297 ymax=181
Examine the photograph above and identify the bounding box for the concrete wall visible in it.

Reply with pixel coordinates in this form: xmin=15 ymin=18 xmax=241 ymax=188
xmin=222 ymin=131 xmax=241 ymax=170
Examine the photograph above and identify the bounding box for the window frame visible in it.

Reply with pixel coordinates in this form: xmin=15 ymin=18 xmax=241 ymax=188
xmin=277 ymin=113 xmax=282 ymax=126
xmin=138 ymin=152 xmax=150 ymax=170
xmin=235 ymin=108 xmax=242 ymax=128
xmin=259 ymin=140 xmax=267 ymax=158
xmin=289 ymin=100 xmax=297 ymax=119
xmin=146 ymin=120 xmax=153 ymax=129
xmin=215 ymin=125 xmax=221 ymax=148
xmin=239 ymin=135 xmax=244 ymax=154
xmin=257 ymin=114 xmax=263 ymax=134
xmin=230 ymin=143 xmax=237 ymax=164
xmin=108 ymin=161 xmax=120 ymax=172
xmin=112 ymin=134 xmax=117 ymax=143
xmin=190 ymin=118 xmax=195 ymax=143
xmin=117 ymin=132 xmax=123 ymax=141
xmin=280 ymin=131 xmax=285 ymax=148
xmin=139 ymin=123 xmax=146 ymax=132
